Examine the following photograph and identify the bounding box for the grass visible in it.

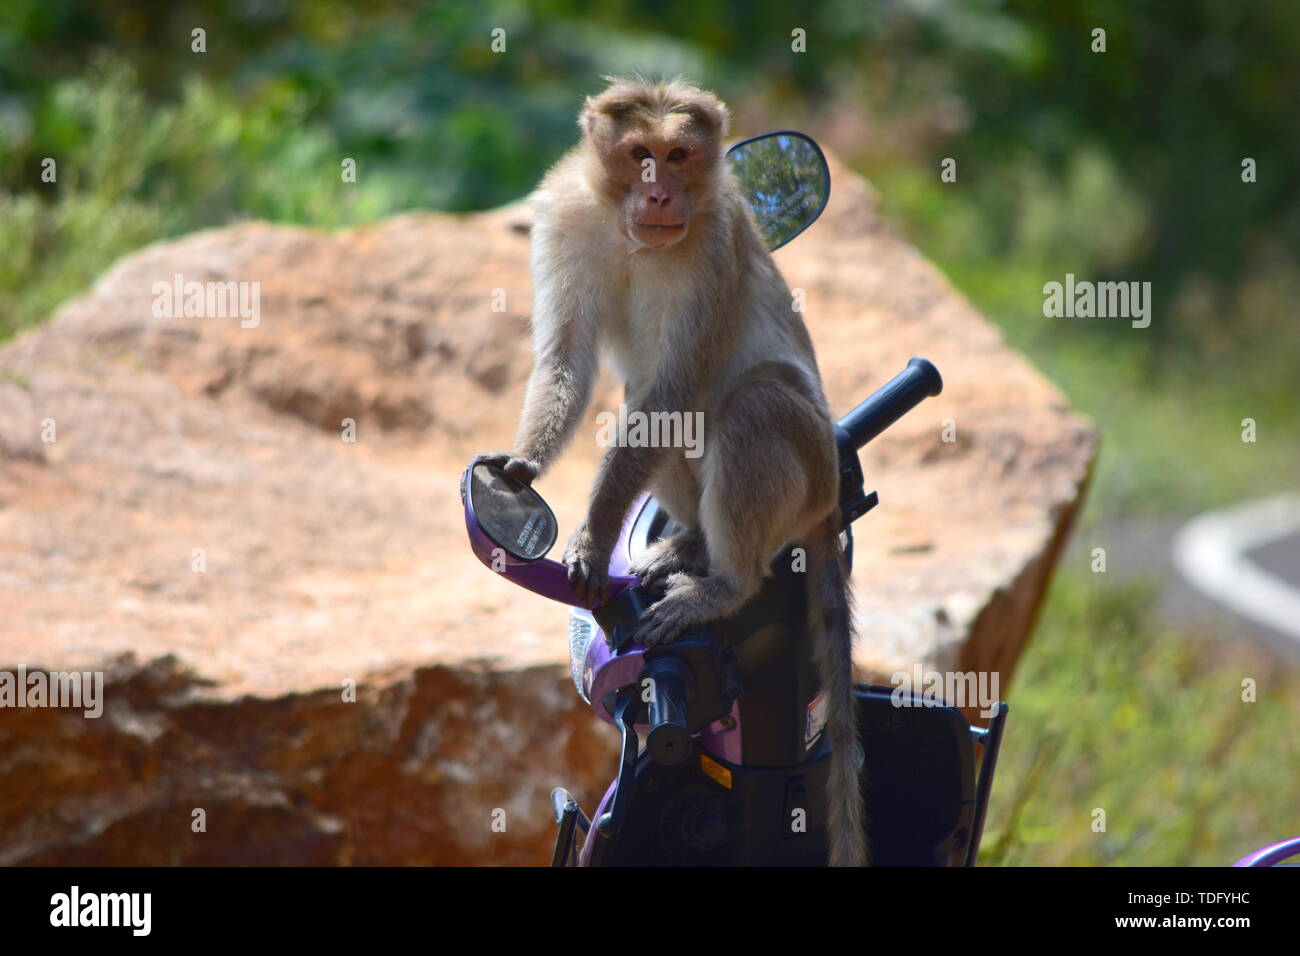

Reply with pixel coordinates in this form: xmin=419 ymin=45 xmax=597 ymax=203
xmin=979 ymin=572 xmax=1298 ymax=865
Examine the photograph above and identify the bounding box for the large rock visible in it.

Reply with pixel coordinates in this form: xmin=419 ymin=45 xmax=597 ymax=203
xmin=0 ymin=153 xmax=1095 ymax=864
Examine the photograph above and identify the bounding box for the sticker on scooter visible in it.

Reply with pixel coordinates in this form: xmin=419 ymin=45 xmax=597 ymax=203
xmin=805 ymin=690 xmax=828 ymax=751
xmin=700 ymin=753 xmax=733 ymax=790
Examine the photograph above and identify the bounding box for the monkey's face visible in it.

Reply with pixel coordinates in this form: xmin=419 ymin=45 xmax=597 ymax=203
xmin=583 ymin=88 xmax=727 ymax=251
xmin=617 ymin=131 xmax=701 ymax=249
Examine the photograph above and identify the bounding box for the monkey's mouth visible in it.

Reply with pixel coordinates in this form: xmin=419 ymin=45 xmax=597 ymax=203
xmin=632 ymin=222 xmax=687 ymax=247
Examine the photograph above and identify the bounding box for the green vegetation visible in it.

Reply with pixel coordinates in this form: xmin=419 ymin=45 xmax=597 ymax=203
xmin=981 ymin=573 xmax=1299 ymax=866
xmin=1 ymin=0 xmax=1295 ymax=864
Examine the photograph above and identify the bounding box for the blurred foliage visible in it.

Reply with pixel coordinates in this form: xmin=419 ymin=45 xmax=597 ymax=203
xmin=0 ymin=0 xmax=1296 ymax=865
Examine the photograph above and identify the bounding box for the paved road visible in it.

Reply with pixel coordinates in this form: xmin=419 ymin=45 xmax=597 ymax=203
xmin=1253 ymin=533 xmax=1300 ymax=590
xmin=1172 ymin=494 xmax=1300 ymax=657
xmin=1067 ymin=494 xmax=1300 ymax=662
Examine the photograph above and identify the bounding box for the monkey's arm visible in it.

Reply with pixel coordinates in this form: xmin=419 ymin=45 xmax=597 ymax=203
xmin=504 ymin=222 xmax=602 ymax=482
xmin=509 ymin=331 xmax=597 ymax=478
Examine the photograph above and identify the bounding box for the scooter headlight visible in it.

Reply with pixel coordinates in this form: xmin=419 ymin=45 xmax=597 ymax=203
xmin=568 ymin=607 xmax=597 ymax=705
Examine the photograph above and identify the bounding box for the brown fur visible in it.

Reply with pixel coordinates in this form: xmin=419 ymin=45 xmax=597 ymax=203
xmin=483 ymin=77 xmax=868 ymax=866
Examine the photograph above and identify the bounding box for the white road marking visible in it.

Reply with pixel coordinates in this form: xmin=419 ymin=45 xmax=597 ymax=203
xmin=1171 ymin=493 xmax=1300 ymax=643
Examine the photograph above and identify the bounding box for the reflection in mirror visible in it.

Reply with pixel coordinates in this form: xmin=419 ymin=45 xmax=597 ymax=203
xmin=470 ymin=463 xmax=558 ymax=560
xmin=726 ymin=132 xmax=830 ymax=250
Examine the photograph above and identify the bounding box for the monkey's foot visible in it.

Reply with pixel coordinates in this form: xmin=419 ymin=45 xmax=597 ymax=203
xmin=634 ymin=572 xmax=717 ymax=647
xmin=628 ymin=528 xmax=709 ymax=596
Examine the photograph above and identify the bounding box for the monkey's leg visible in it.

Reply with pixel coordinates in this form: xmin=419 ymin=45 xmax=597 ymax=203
xmin=628 ymin=527 xmax=709 ymax=595
xmin=633 ymin=380 xmax=833 ymax=647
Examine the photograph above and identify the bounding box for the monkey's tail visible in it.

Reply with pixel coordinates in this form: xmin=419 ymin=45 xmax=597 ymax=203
xmin=810 ymin=514 xmax=868 ymax=867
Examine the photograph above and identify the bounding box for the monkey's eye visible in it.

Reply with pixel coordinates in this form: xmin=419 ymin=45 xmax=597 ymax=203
xmin=666 ymin=148 xmax=688 ymax=162
xmin=631 ymin=146 xmax=651 ymax=161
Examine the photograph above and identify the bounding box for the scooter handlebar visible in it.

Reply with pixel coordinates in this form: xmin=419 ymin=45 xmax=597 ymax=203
xmin=836 ymin=357 xmax=943 ymax=450
xmin=641 ymin=657 xmax=692 ymax=765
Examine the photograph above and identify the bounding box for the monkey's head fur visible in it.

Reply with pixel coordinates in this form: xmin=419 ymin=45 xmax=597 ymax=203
xmin=579 ymin=76 xmax=731 ymax=250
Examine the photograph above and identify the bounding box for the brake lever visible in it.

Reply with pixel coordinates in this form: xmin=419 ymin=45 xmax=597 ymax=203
xmin=596 ymin=684 xmax=643 ymax=838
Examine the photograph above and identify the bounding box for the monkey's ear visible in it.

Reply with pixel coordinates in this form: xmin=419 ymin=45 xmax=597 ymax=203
xmin=580 ymin=94 xmax=633 ymax=138
xmin=579 ymin=96 xmax=600 ymax=135
xmin=676 ymin=93 xmax=730 ymax=141
xmin=692 ymin=103 xmax=730 ymax=139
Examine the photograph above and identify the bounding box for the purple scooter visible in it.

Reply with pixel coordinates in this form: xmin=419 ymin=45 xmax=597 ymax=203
xmin=460 ymin=132 xmax=1007 ymax=866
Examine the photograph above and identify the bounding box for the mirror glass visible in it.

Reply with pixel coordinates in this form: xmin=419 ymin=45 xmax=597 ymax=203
xmin=726 ymin=132 xmax=831 ymax=250
xmin=469 ymin=463 xmax=558 ymax=561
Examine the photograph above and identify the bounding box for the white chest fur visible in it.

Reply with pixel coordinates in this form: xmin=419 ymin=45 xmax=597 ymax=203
xmin=601 ymin=251 xmax=694 ymax=389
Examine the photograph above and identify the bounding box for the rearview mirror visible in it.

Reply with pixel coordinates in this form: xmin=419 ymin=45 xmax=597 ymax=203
xmin=467 ymin=463 xmax=558 ymax=561
xmin=725 ymin=131 xmax=831 ymax=250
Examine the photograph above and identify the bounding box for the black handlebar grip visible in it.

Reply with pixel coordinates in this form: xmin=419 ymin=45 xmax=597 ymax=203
xmin=642 ymin=657 xmax=692 ymax=765
xmin=836 ymin=357 xmax=943 ymax=450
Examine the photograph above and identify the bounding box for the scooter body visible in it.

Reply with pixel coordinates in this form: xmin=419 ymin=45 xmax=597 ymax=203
xmin=565 ymin=494 xmax=1003 ymax=867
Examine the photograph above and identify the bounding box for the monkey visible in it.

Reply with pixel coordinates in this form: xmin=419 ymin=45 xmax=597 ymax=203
xmin=480 ymin=77 xmax=866 ymax=867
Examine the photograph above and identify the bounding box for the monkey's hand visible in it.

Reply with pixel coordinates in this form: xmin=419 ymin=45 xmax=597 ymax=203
xmin=478 ymin=451 xmax=541 ymax=486
xmin=563 ymin=523 xmax=612 ymax=606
